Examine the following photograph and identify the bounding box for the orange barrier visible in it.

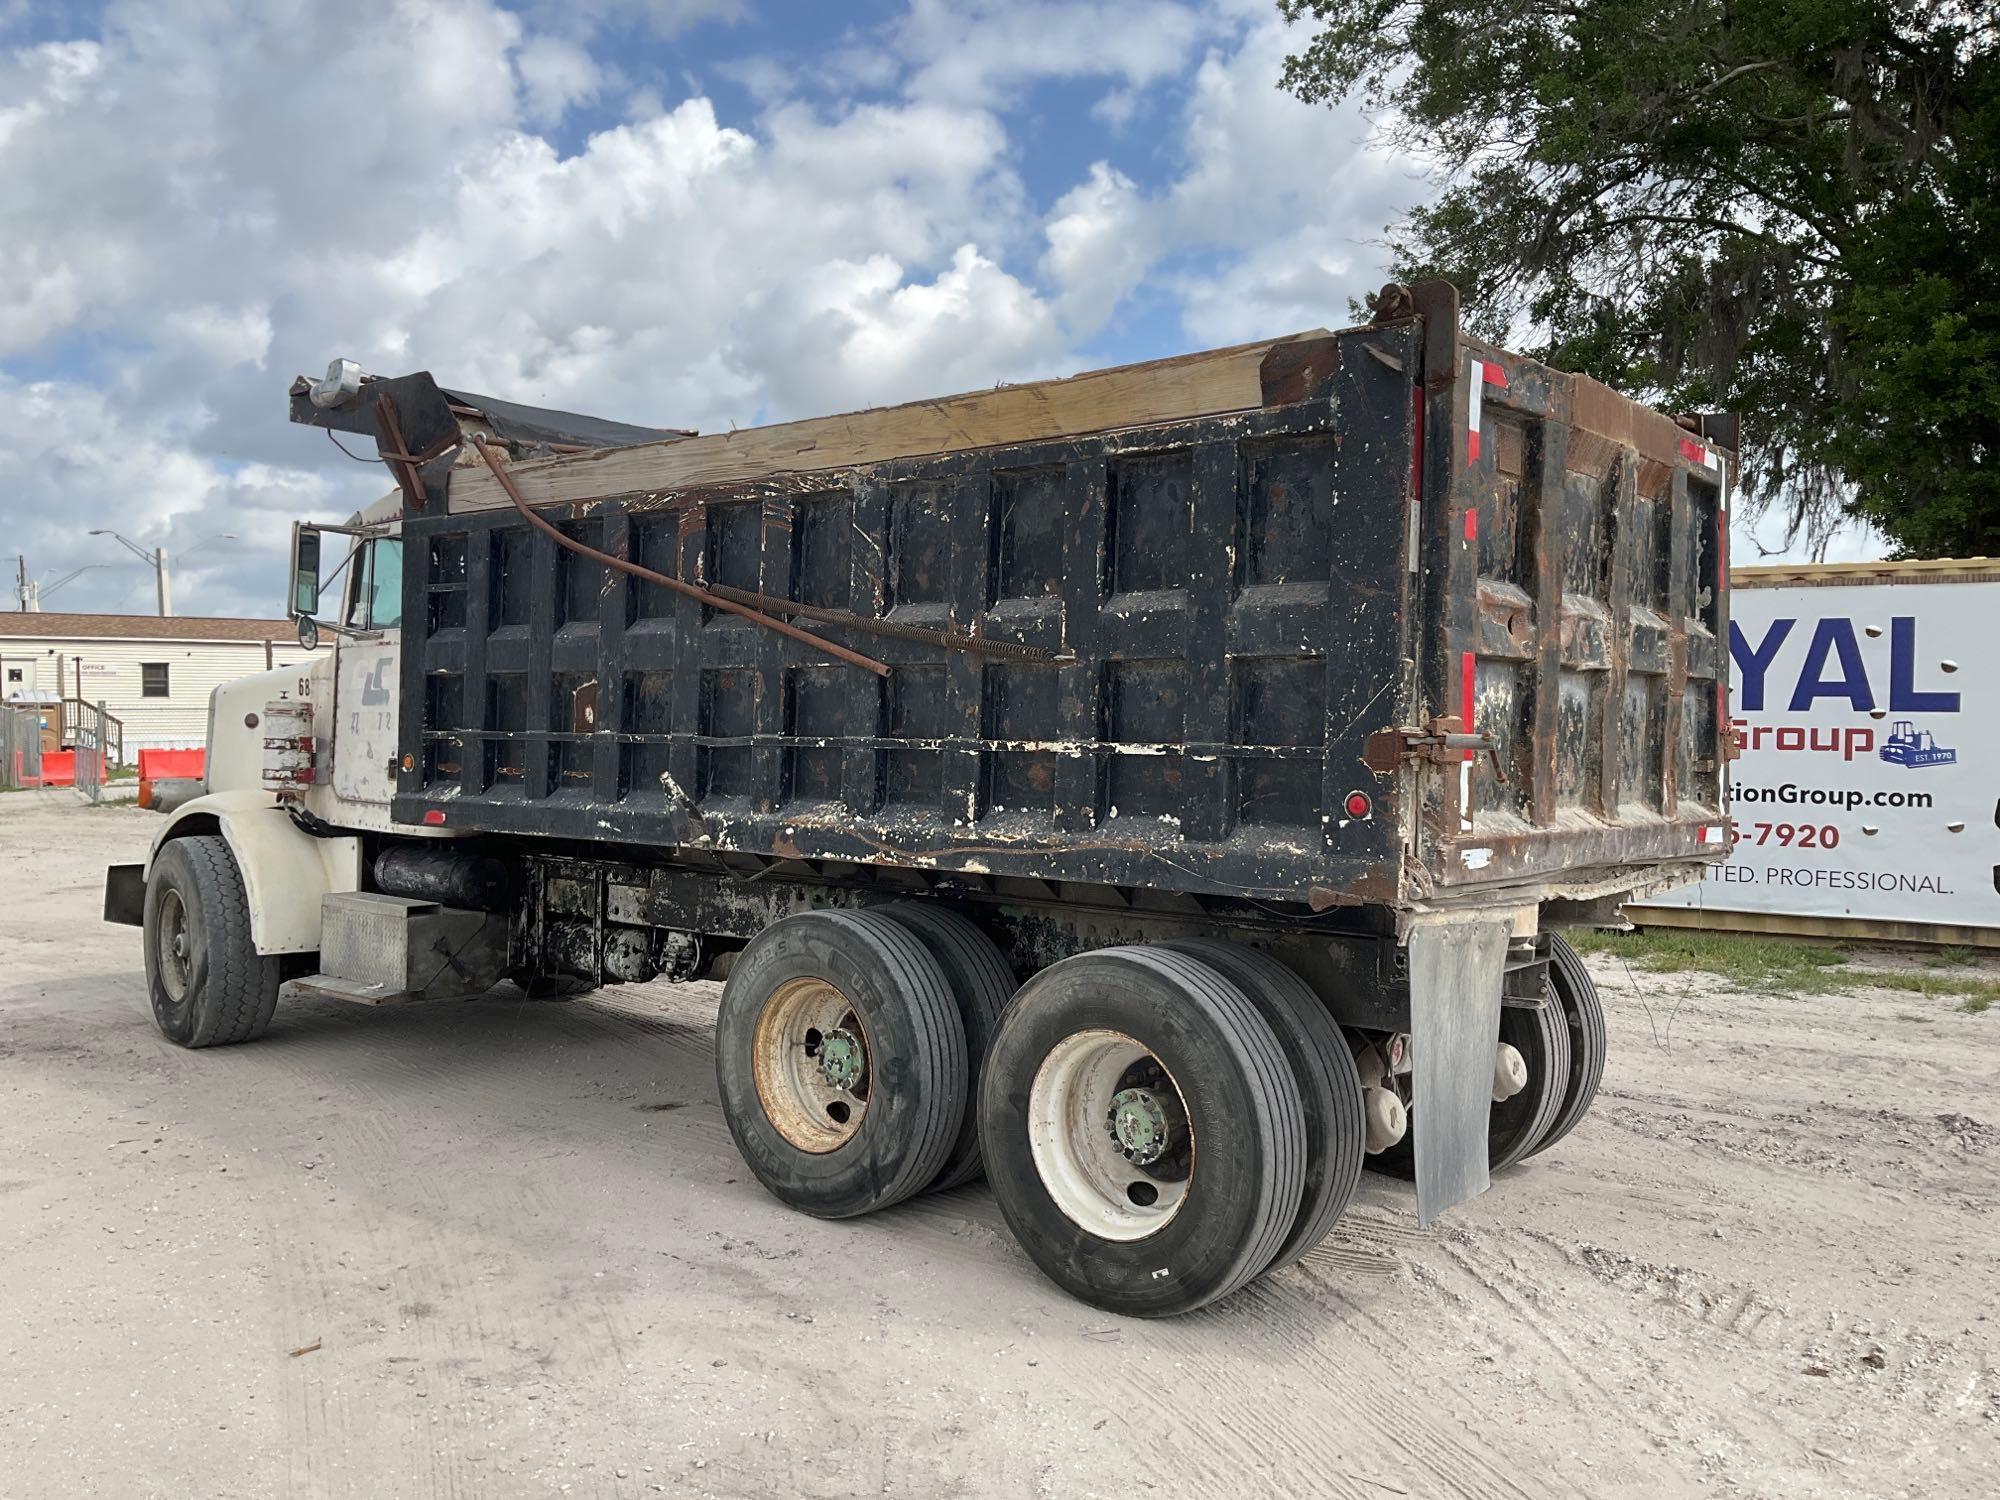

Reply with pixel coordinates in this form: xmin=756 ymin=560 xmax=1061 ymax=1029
xmin=138 ymin=748 xmax=205 ymax=781
xmin=40 ymin=751 xmax=75 ymax=787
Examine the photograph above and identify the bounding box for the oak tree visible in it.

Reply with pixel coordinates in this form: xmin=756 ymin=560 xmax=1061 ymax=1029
xmin=1280 ymin=0 xmax=1999 ymax=557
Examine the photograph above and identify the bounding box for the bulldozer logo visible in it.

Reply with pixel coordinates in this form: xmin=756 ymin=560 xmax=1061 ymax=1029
xmin=1878 ymin=720 xmax=1956 ymax=769
xmin=362 ymin=655 xmax=393 ymax=706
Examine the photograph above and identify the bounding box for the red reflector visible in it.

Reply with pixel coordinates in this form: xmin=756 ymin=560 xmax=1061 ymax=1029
xmin=422 ymin=809 xmax=446 ymax=826
xmin=1344 ymin=791 xmax=1373 ymax=819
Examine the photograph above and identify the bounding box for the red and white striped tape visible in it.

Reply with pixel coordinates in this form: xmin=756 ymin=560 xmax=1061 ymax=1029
xmin=1465 ymin=358 xmax=1506 ymax=461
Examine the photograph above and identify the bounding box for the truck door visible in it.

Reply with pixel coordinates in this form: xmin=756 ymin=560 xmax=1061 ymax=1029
xmin=332 ymin=537 xmax=401 ymax=807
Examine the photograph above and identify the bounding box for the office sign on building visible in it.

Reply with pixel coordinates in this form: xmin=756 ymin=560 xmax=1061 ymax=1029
xmin=1637 ymin=560 xmax=1999 ymax=942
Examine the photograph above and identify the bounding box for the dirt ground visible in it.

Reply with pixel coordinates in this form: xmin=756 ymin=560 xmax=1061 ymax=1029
xmin=1 ymin=789 xmax=1994 ymax=1500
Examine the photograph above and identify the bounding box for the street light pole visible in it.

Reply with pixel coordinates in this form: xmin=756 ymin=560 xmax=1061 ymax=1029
xmin=86 ymin=531 xmax=232 ymax=617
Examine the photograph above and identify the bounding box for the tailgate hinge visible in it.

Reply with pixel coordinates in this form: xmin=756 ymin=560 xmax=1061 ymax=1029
xmin=1363 ymin=716 xmax=1508 ymax=782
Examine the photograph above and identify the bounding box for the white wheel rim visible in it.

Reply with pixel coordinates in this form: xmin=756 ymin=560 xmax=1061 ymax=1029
xmin=1028 ymin=1029 xmax=1193 ymax=1241
xmin=752 ymin=977 xmax=872 ymax=1153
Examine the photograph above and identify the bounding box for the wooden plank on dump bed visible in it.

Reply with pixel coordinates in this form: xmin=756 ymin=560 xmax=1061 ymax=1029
xmin=445 ymin=329 xmax=1338 ymax=513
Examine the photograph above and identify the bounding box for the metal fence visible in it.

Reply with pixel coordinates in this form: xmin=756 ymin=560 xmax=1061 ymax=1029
xmin=0 ymin=707 xmax=43 ymax=791
xmin=60 ymin=697 xmax=123 ymax=767
xmin=72 ymin=698 xmax=110 ymax=804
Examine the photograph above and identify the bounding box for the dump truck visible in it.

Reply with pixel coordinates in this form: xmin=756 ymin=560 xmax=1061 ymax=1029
xmin=103 ymin=282 xmax=1733 ymax=1316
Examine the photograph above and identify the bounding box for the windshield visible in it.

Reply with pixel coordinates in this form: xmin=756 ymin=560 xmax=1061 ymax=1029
xmin=345 ymin=538 xmax=403 ymax=632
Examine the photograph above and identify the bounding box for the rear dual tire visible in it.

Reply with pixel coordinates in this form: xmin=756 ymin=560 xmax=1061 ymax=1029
xmin=1159 ymin=939 xmax=1364 ymax=1270
xmin=718 ymin=919 xmax=1365 ymax=1316
xmin=715 ymin=909 xmax=971 ymax=1220
xmin=1373 ymin=931 xmax=1605 ymax=1178
xmin=1526 ymin=933 xmax=1607 ymax=1159
xmin=876 ymin=902 xmax=1015 ymax=1191
xmin=978 ymin=946 xmax=1310 ymax=1318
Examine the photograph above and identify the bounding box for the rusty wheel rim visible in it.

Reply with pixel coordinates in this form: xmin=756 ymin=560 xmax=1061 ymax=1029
xmin=156 ymin=888 xmax=192 ymax=1004
xmin=751 ymin=976 xmax=872 ymax=1153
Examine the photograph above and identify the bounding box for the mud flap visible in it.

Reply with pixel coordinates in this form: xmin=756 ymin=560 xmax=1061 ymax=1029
xmin=1408 ymin=919 xmax=1509 ymax=1226
xmin=103 ymin=863 xmax=145 ymax=927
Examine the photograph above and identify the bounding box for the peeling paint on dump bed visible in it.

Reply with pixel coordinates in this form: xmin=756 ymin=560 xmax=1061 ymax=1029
xmin=389 ymin=296 xmax=1730 ymax=916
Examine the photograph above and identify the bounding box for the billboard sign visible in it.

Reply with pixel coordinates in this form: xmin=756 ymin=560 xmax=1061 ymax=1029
xmin=1643 ymin=577 xmax=1998 ymax=932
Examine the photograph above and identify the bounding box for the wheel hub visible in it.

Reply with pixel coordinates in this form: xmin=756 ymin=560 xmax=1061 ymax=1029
xmin=816 ymin=1027 xmax=867 ymax=1092
xmin=1107 ymin=1087 xmax=1172 ymax=1164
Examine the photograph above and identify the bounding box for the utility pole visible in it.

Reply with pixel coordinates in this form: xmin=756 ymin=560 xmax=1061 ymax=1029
xmin=13 ymin=555 xmax=25 ymax=612
xmin=88 ymin=530 xmax=229 ymax=618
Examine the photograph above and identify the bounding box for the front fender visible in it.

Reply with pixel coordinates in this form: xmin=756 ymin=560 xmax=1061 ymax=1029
xmin=146 ymin=790 xmax=361 ymax=954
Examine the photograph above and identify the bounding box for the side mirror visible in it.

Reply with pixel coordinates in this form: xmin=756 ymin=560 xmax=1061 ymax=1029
xmin=290 ymin=523 xmax=322 ymax=619
xmin=296 ymin=614 xmax=320 ymax=651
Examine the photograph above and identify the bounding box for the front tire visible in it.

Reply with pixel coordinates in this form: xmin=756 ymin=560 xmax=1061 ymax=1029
xmin=142 ymin=836 xmax=282 ymax=1048
xmin=978 ymin=947 xmax=1305 ymax=1317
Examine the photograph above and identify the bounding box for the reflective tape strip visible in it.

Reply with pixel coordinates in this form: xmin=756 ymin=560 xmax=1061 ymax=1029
xmin=1467 ymin=359 xmax=1484 ymax=462
xmin=1462 ymin=650 xmax=1476 ymax=755
xmin=1467 ymin=359 xmax=1506 ymax=462
xmin=1460 ymin=649 xmax=1477 ymax=832
xmin=1408 ymin=381 xmax=1424 ymax=572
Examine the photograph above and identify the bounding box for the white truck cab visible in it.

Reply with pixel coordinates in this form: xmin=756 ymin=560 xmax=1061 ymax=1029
xmin=103 ymin=493 xmax=491 ymax=1007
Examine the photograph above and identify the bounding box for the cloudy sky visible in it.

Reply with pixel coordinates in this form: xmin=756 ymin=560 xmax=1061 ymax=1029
xmin=0 ymin=0 xmax=1868 ymax=620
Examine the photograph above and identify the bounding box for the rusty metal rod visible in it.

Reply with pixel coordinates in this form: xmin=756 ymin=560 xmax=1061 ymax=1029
xmin=374 ymin=394 xmax=427 ymax=508
xmin=702 ymin=584 xmax=1066 ymax=664
xmin=469 ymin=435 xmax=890 ymax=678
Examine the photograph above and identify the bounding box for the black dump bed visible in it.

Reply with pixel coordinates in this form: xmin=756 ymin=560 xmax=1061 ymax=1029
xmin=376 ymin=285 xmax=1731 ymax=914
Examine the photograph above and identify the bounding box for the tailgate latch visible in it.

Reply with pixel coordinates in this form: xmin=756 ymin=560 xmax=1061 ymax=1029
xmin=1363 ymin=717 xmax=1508 ymax=782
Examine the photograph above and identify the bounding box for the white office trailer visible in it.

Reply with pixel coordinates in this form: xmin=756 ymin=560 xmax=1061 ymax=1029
xmin=0 ymin=612 xmax=322 ymax=760
xmin=1632 ymin=558 xmax=1998 ymax=947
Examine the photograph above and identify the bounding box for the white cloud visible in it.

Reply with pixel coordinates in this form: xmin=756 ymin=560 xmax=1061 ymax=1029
xmin=1041 ymin=162 xmax=1150 ymax=330
xmin=0 ymin=374 xmax=350 ymax=618
xmin=0 ymin=0 xmax=1451 ymax=618
xmin=1040 ymin=8 xmax=1422 ymax=344
xmin=892 ymin=0 xmax=1213 ymax=107
xmin=532 ymin=0 xmax=747 ymax=38
xmin=515 ymin=35 xmax=605 ymax=125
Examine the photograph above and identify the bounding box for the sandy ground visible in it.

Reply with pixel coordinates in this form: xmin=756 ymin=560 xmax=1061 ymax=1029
xmin=1 ymin=788 xmax=1994 ymax=1500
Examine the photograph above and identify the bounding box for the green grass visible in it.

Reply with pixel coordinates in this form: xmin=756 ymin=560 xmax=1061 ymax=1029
xmin=1572 ymin=928 xmax=2000 ymax=1009
xmin=1566 ymin=928 xmax=1858 ymax=994
xmin=1922 ymin=946 xmax=1980 ymax=969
